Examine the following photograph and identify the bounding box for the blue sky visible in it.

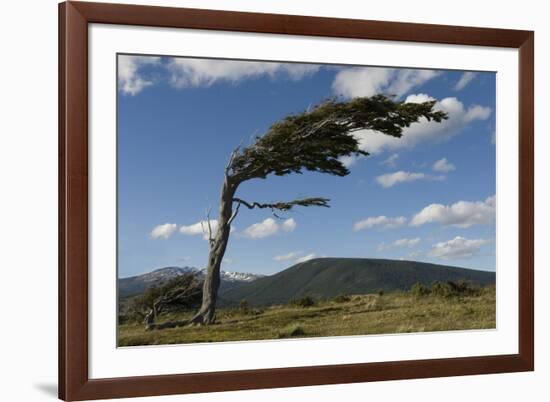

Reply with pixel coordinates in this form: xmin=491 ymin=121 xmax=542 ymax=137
xmin=117 ymin=55 xmax=496 ymax=278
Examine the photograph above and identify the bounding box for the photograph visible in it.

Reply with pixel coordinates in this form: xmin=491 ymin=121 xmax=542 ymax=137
xmin=116 ymin=54 xmax=497 ymax=347
xmin=2 ymin=0 xmax=544 ymax=400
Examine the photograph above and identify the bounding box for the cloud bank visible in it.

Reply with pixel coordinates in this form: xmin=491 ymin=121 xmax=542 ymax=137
xmin=454 ymin=72 xmax=477 ymax=91
xmin=150 ymin=223 xmax=178 ymax=239
xmin=381 ymin=153 xmax=399 ymax=168
xmin=432 ymin=158 xmax=456 ymax=173
xmin=349 ymin=94 xmax=492 ymax=155
xmin=332 ymin=67 xmax=440 ymax=99
xmin=353 ymin=216 xmax=407 ymax=231
xmin=242 ymin=218 xmax=296 ymax=239
xmin=376 ymin=171 xmax=429 ymax=188
xmin=273 ymin=251 xmax=302 ymax=261
xmin=378 ymin=237 xmax=421 ymax=251
xmin=179 ymin=219 xmax=220 ymax=240
xmin=411 ymin=195 xmax=495 ymax=228
xmin=118 ymin=55 xmax=161 ymax=95
xmin=118 ymin=55 xmax=319 ymax=95
xmin=428 ymin=236 xmax=491 ymax=260
xmin=167 ymin=58 xmax=319 ymax=88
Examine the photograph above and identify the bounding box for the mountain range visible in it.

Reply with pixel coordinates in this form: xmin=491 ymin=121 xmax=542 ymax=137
xmin=118 ymin=258 xmax=495 ymax=305
xmin=218 ymin=258 xmax=495 ymax=306
xmin=118 ymin=266 xmax=264 ymax=298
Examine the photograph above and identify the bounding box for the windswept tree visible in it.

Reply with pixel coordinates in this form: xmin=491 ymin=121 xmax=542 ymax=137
xmin=156 ymin=95 xmax=447 ymax=328
xmin=137 ymin=273 xmax=203 ymax=328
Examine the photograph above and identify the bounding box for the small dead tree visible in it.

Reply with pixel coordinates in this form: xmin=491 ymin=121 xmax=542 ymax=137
xmin=169 ymin=95 xmax=447 ymax=327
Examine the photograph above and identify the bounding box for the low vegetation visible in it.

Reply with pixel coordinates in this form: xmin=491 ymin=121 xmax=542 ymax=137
xmin=118 ymin=274 xmax=202 ymax=326
xmin=332 ymin=294 xmax=352 ymax=303
xmin=289 ymin=295 xmax=316 ymax=308
xmin=118 ymin=284 xmax=496 ymax=347
xmin=410 ymin=280 xmax=483 ymax=298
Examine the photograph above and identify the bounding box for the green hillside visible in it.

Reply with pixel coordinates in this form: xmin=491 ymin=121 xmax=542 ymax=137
xmin=219 ymin=258 xmax=495 ymax=306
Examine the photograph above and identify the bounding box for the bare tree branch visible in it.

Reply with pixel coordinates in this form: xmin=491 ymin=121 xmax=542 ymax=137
xmin=200 ymin=207 xmax=215 ymax=245
xmin=227 ymin=201 xmax=240 ymax=225
xmin=225 ymin=142 xmax=243 ymax=177
xmin=233 ymin=197 xmax=330 ymax=213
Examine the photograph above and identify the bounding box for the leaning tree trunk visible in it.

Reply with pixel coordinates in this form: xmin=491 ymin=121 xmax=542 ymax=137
xmin=190 ymin=176 xmax=237 ymax=325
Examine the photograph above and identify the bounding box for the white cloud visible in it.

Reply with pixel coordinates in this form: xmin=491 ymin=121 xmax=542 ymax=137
xmin=428 ymin=236 xmax=491 ymax=260
xmin=464 ymin=104 xmax=492 ymax=122
xmin=295 ymin=253 xmax=317 ymax=263
xmin=274 ymin=251 xmax=302 ymax=261
xmin=243 ymin=219 xmax=278 ymax=239
xmin=378 ymin=237 xmax=420 ymax=251
xmin=388 ymin=70 xmax=441 ymax=98
xmin=281 ymin=218 xmax=297 ymax=232
xmin=394 ymin=237 xmax=421 ymax=247
xmin=381 ymin=153 xmax=399 ymax=168
xmin=432 ymin=158 xmax=456 ymax=173
xmin=167 ymin=58 xmax=319 ymax=88
xmin=332 ymin=67 xmax=440 ymax=98
xmin=150 ymin=223 xmax=178 ymax=239
xmin=242 ymin=218 xmax=296 ymax=239
xmin=339 ymin=155 xmax=361 ymax=168
xmin=332 ymin=68 xmax=392 ymax=98
xmin=118 ymin=55 xmax=161 ymax=95
xmin=405 ymin=93 xmax=434 ymax=104
xmin=411 ymin=195 xmax=495 ymax=228
xmin=454 ymin=72 xmax=477 ymax=91
xmin=375 ymin=171 xmax=428 ymax=188
xmin=353 ymin=216 xmax=407 ymax=231
xmin=179 ymin=219 xmax=219 ymax=240
xmin=349 ymin=94 xmax=492 ymax=155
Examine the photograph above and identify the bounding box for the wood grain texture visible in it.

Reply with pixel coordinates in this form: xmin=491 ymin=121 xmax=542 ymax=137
xmin=72 ymin=1 xmax=531 ymax=48
xmin=59 ymin=2 xmax=89 ymax=400
xmin=518 ymin=33 xmax=535 ymax=370
xmin=58 ymin=1 xmax=534 ymax=400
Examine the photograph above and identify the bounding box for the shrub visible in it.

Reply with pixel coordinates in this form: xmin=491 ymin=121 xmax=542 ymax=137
xmin=430 ymin=281 xmax=451 ymax=297
xmin=453 ymin=280 xmax=482 ymax=297
xmin=378 ymin=289 xmax=385 ymax=296
xmin=431 ymin=280 xmax=482 ymax=298
xmin=277 ymin=324 xmax=306 ymax=338
xmin=239 ymin=299 xmax=250 ymax=314
xmin=290 ymin=295 xmax=316 ymax=308
xmin=126 ymin=273 xmax=203 ymax=323
xmin=289 ymin=325 xmax=306 ymax=337
xmin=410 ymin=282 xmax=431 ymax=297
xmin=332 ymin=294 xmax=352 ymax=303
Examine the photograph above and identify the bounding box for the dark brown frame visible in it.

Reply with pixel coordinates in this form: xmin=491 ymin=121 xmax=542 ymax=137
xmin=59 ymin=1 xmax=534 ymax=400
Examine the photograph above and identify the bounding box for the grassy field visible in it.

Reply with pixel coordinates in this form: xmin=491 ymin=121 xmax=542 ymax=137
xmin=118 ymin=286 xmax=495 ymax=347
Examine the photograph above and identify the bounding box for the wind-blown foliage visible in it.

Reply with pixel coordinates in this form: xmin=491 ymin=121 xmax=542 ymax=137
xmin=228 ymin=95 xmax=447 ymax=183
xmin=130 ymin=273 xmax=203 ymax=327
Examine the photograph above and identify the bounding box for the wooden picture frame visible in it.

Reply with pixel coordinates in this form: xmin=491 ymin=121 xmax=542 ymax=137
xmin=59 ymin=1 xmax=534 ymax=400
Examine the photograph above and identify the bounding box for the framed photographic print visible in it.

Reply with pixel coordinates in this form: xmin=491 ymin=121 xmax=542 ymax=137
xmin=59 ymin=1 xmax=534 ymax=400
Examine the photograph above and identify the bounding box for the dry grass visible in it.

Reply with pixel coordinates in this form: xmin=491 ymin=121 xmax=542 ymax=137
xmin=117 ymin=287 xmax=495 ymax=347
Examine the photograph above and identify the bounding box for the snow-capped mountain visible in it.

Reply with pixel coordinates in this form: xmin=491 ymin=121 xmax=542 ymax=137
xmin=118 ymin=266 xmax=264 ymax=298
xmin=200 ymin=268 xmax=263 ymax=283
xmin=137 ymin=266 xmax=197 ymax=283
